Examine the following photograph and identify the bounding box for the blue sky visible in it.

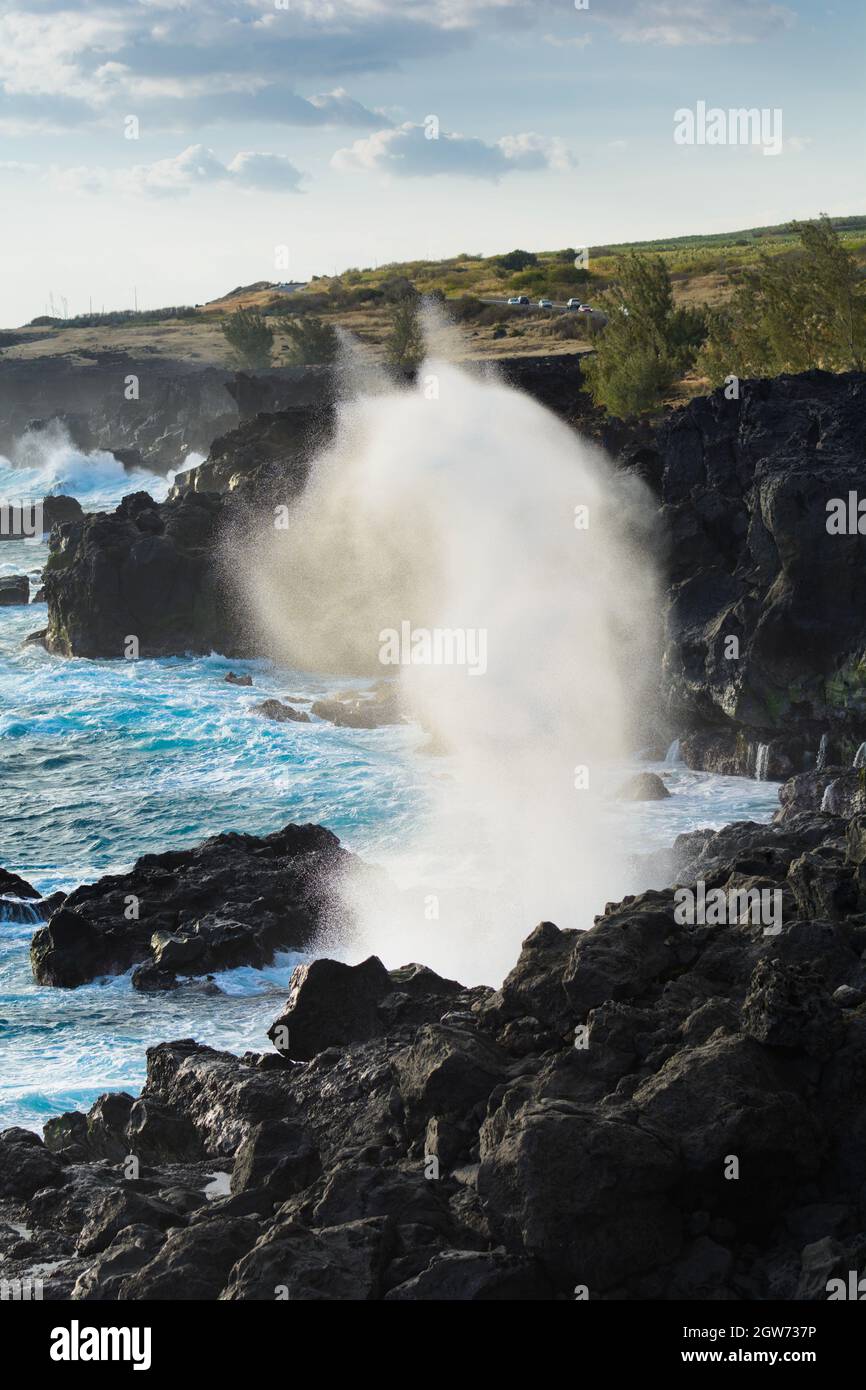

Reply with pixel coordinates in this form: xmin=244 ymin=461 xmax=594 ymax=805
xmin=0 ymin=0 xmax=862 ymax=324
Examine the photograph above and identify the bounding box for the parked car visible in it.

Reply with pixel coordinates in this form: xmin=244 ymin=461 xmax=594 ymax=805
xmin=507 ymin=295 xmax=530 ymax=306
xmin=537 ymin=298 xmax=554 ymax=309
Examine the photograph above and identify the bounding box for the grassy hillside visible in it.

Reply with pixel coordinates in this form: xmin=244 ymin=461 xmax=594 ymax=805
xmin=5 ymin=215 xmax=866 ymax=374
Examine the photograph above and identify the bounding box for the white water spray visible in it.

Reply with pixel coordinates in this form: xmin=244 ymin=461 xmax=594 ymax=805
xmin=233 ymin=342 xmax=661 ymax=983
xmin=0 ymin=422 xmax=172 ymax=508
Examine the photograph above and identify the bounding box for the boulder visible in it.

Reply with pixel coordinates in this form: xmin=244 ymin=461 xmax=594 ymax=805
xmin=616 ymin=771 xmax=671 ymax=800
xmin=0 ymin=1127 xmax=64 ymax=1198
xmin=0 ymin=575 xmax=29 ymax=605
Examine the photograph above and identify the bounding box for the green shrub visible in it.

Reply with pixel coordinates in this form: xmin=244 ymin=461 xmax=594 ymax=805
xmin=498 ymin=249 xmax=538 ymax=272
xmin=582 ymin=253 xmax=705 ymax=416
xmin=698 ymin=217 xmax=866 ymax=383
xmin=221 ymin=308 xmax=274 ymax=370
xmin=281 ymin=316 xmax=338 ymax=365
xmin=386 ymin=297 xmax=424 ymax=370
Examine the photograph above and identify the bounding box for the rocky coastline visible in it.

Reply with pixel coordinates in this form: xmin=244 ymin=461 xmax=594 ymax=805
xmin=4 ymin=772 xmax=866 ymax=1300
xmin=24 ymin=363 xmax=866 ymax=781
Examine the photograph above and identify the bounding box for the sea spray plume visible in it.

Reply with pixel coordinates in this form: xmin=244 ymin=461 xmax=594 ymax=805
xmin=232 ymin=332 xmax=661 ymax=982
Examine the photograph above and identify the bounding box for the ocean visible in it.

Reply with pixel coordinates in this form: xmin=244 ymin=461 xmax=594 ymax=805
xmin=0 ymin=439 xmax=782 ymax=1131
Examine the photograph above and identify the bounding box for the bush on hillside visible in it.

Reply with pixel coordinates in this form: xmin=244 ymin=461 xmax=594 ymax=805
xmin=221 ymin=308 xmax=274 ymax=370
xmin=498 ymin=249 xmax=538 ymax=272
xmin=386 ymin=297 xmax=424 ymax=370
xmin=698 ymin=217 xmax=866 ymax=382
xmin=281 ymin=316 xmax=339 ymax=365
xmin=582 ymin=253 xmax=706 ymax=416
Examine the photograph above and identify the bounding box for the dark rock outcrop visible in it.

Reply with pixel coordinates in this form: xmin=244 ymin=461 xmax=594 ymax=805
xmin=40 ymin=396 xmax=327 ymax=658
xmin=171 ymin=400 xmax=332 ymax=498
xmin=42 ymin=490 xmax=240 ymax=658
xmin=29 ymin=822 xmax=353 ymax=988
xmin=9 ymin=792 xmax=866 ymax=1301
xmin=657 ymin=370 xmax=866 ymax=775
xmin=0 ymin=354 xmax=239 ymax=469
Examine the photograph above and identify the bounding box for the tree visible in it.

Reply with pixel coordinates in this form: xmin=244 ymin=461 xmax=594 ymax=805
xmin=281 ymin=316 xmax=338 ymax=365
xmin=221 ymin=308 xmax=274 ymax=369
xmin=386 ymin=296 xmax=424 ymax=370
xmin=582 ymin=253 xmax=705 ymax=416
xmin=698 ymin=217 xmax=866 ymax=383
xmin=498 ymin=249 xmax=538 ymax=272
xmin=380 ymin=275 xmax=418 ymax=304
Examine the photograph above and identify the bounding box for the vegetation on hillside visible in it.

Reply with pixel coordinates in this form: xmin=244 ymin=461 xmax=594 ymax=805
xmin=697 ymin=217 xmax=866 ymax=382
xmin=12 ymin=214 xmax=866 ymax=412
xmin=385 ymin=295 xmax=425 ymax=371
xmin=281 ymin=316 xmax=338 ymax=365
xmin=221 ymin=307 xmax=274 ymax=370
xmin=28 ymin=305 xmax=198 ymax=329
xmin=582 ymin=218 xmax=866 ymax=415
xmin=581 ymin=255 xmax=706 ymax=416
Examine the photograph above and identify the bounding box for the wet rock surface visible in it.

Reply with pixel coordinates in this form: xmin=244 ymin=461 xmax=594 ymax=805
xmin=29 ymin=822 xmax=354 ymax=989
xmin=8 ymin=797 xmax=866 ymax=1300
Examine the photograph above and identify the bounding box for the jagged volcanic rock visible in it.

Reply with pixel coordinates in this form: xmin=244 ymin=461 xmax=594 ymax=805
xmin=8 ymin=797 xmax=866 ymax=1300
xmin=656 ymin=370 xmax=866 ymax=774
xmin=29 ymin=822 xmax=353 ymax=989
xmin=41 ymin=490 xmax=241 ymax=658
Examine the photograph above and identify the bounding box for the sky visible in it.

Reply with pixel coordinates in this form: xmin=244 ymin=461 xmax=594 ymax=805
xmin=0 ymin=0 xmax=863 ymax=325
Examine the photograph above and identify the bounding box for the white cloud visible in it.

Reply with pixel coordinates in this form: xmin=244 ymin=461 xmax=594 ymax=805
xmin=54 ymin=144 xmax=305 ymax=197
xmin=332 ymin=122 xmax=573 ymax=180
xmin=597 ymin=0 xmax=796 ymax=46
xmin=0 ymin=0 xmax=796 ymax=139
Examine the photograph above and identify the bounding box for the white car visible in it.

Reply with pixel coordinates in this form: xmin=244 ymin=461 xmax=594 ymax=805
xmin=537 ymin=298 xmax=554 ymax=309
xmin=566 ymin=298 xmax=582 ymax=309
xmin=507 ymin=295 xmax=530 ymax=306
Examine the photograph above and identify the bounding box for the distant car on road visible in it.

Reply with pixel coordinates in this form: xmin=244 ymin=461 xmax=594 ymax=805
xmin=507 ymin=295 xmax=530 ymax=306
xmin=566 ymin=298 xmax=582 ymax=309
xmin=537 ymin=298 xmax=554 ymax=309
xmin=566 ymin=299 xmax=594 ymax=311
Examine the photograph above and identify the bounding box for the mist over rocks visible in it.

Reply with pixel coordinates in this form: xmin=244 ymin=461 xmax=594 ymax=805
xmin=7 ymin=798 xmax=866 ymax=1300
xmin=38 ymin=388 xmax=335 ymax=658
xmin=170 ymin=399 xmax=333 ymax=498
xmin=29 ymin=822 xmax=354 ymax=990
